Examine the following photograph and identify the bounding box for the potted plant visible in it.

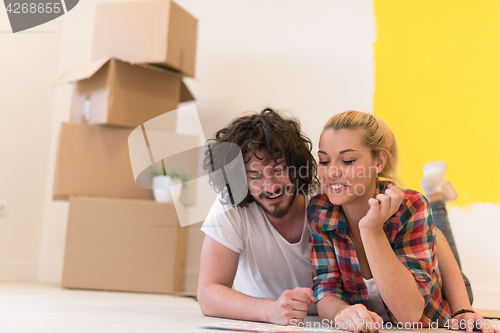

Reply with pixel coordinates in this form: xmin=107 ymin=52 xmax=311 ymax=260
xmin=151 ymin=168 xmax=189 ymax=203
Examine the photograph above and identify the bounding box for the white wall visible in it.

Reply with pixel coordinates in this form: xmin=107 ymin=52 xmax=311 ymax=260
xmin=449 ymin=204 xmax=500 ymax=310
xmin=180 ymin=0 xmax=375 ymax=145
xmin=0 ymin=8 xmax=61 ymax=280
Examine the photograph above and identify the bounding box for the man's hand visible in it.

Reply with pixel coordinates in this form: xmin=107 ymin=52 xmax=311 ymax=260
xmin=334 ymin=304 xmax=383 ymax=333
xmin=359 ymin=183 xmax=404 ymax=233
xmin=267 ymin=287 xmax=316 ymax=325
xmin=449 ymin=312 xmax=500 ymax=333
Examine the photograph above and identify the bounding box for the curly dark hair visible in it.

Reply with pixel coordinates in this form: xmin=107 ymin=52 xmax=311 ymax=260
xmin=204 ymin=108 xmax=319 ymax=207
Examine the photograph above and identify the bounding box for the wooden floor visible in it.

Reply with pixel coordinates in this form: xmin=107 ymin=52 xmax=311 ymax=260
xmin=0 ymin=282 xmax=496 ymax=333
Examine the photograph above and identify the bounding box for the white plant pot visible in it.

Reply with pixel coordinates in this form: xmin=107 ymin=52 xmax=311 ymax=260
xmin=152 ymin=175 xmax=183 ymax=203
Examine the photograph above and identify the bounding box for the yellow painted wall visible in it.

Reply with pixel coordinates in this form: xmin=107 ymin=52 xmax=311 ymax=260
xmin=374 ymin=0 xmax=500 ymax=205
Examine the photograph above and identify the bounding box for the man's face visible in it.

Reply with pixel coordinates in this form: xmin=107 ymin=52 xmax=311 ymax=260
xmin=244 ymin=151 xmax=296 ymax=219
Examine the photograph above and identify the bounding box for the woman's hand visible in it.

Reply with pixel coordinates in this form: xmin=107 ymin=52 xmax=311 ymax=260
xmin=334 ymin=304 xmax=383 ymax=333
xmin=448 ymin=312 xmax=500 ymax=333
xmin=359 ymin=184 xmax=404 ymax=233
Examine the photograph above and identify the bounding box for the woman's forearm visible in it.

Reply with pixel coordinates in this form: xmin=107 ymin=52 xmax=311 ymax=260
xmin=436 ymin=230 xmax=472 ymax=313
xmin=360 ymin=229 xmax=425 ymax=323
xmin=317 ymin=295 xmax=350 ymax=321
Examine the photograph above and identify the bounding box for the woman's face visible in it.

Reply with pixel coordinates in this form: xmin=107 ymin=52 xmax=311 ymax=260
xmin=318 ymin=128 xmax=385 ymax=206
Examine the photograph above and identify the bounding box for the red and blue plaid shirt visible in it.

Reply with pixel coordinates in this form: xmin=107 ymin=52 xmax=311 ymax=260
xmin=308 ymin=180 xmax=451 ymax=326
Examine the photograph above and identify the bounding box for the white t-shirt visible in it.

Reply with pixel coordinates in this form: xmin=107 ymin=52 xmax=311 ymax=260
xmin=363 ymin=277 xmax=391 ymax=322
xmin=201 ymin=195 xmax=313 ymax=301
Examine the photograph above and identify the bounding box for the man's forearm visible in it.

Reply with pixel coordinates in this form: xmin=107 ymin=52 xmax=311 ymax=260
xmin=198 ymin=283 xmax=273 ymax=322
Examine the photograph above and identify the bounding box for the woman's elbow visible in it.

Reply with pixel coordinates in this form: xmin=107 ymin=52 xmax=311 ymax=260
xmin=394 ymin=304 xmax=424 ymax=324
xmin=398 ymin=311 xmax=424 ymax=325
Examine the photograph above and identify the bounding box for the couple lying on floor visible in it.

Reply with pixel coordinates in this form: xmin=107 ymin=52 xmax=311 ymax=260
xmin=197 ymin=108 xmax=495 ymax=333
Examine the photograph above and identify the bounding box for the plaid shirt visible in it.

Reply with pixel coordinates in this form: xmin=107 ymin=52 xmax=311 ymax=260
xmin=308 ymin=180 xmax=451 ymax=326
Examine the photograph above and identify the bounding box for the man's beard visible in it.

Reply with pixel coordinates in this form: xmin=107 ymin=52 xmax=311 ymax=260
xmin=254 ymin=185 xmax=296 ymax=219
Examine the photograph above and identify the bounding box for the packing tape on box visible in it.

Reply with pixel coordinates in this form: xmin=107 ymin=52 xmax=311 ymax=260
xmin=128 ymin=104 xmax=248 ymax=227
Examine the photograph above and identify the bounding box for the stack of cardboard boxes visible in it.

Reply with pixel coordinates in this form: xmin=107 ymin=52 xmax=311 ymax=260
xmin=54 ymin=0 xmax=198 ymax=294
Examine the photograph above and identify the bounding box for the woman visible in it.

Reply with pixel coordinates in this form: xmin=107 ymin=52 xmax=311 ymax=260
xmin=309 ymin=110 xmax=495 ymax=332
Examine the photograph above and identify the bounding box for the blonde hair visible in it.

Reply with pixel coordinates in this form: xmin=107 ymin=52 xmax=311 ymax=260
xmin=322 ymin=110 xmax=398 ymax=182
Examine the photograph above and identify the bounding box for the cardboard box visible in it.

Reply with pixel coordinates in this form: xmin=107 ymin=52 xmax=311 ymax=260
xmin=62 ymin=196 xmax=187 ymax=293
xmin=92 ymin=0 xmax=198 ymax=77
xmin=53 ymin=122 xmax=153 ymax=200
xmin=128 ymin=120 xmax=201 ymax=207
xmin=57 ymin=58 xmax=194 ymax=128
xmin=53 ymin=122 xmax=199 ymax=202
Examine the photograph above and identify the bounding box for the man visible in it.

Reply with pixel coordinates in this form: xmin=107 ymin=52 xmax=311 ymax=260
xmin=197 ymin=108 xmax=320 ymax=325
xmin=197 ymin=108 xmax=477 ymax=330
